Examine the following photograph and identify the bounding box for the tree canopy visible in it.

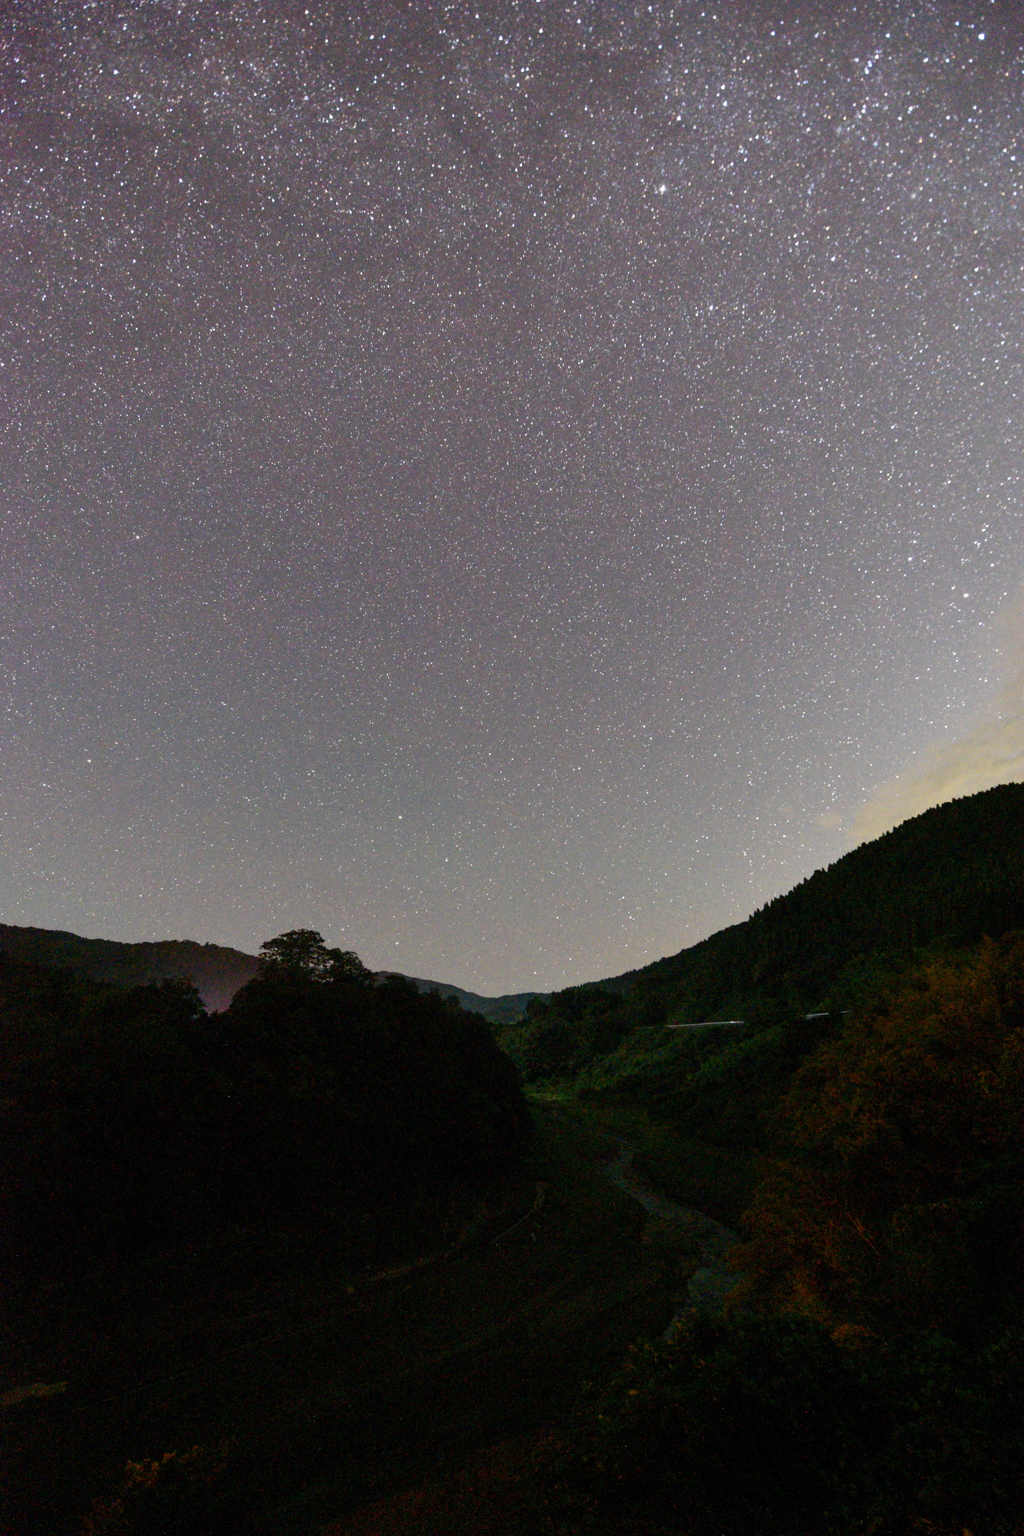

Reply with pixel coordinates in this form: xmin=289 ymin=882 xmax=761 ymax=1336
xmin=256 ymin=928 xmax=373 ymax=985
xmin=736 ymin=933 xmax=1024 ymax=1342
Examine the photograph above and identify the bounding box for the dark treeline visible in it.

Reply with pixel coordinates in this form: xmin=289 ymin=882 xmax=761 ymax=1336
xmin=0 ymin=930 xmax=530 ymax=1269
xmin=643 ymin=780 xmax=1024 ymax=1017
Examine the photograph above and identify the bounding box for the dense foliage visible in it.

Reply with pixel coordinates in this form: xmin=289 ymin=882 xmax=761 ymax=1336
xmin=487 ymin=792 xmax=1024 ymax=1533
xmin=0 ymin=931 xmax=531 ymax=1267
xmin=737 ymin=933 xmax=1024 ymax=1341
xmin=547 ymin=1312 xmax=1023 ymax=1536
xmin=541 ymin=932 xmax=1024 ymax=1535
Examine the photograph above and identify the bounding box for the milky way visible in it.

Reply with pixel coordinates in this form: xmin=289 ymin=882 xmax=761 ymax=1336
xmin=2 ymin=1 xmax=1022 ymax=992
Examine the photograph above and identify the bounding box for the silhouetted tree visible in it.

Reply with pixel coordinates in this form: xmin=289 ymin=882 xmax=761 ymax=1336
xmin=256 ymin=927 xmax=372 ymax=985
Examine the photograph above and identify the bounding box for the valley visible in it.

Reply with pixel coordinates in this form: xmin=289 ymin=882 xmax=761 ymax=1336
xmin=2 ymin=785 xmax=1023 ymax=1534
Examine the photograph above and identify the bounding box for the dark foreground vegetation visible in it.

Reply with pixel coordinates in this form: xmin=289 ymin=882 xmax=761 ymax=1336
xmin=0 ymin=932 xmax=539 ymax=1532
xmin=2 ymin=787 xmax=1023 ymax=1534
xmin=316 ymin=930 xmax=1022 ymax=1536
xmin=1 ymin=929 xmax=530 ymax=1272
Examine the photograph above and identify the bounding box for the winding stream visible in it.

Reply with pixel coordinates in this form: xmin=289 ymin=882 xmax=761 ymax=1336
xmin=602 ymin=1142 xmax=744 ymax=1339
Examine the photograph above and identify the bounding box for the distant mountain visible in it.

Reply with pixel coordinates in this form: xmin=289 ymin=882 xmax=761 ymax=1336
xmin=0 ymin=925 xmax=544 ymax=1023
xmin=0 ymin=926 xmax=259 ymax=1012
xmin=395 ymin=975 xmax=548 ymax=1026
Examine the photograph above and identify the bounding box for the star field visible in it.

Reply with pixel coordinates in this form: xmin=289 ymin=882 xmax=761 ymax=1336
xmin=2 ymin=0 xmax=1023 ymax=992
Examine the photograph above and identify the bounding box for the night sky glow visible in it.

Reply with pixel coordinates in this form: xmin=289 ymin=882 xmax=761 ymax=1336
xmin=2 ymin=1 xmax=1023 ymax=993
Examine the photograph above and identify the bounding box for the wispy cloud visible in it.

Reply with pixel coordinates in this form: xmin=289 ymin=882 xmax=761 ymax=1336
xmin=854 ymin=592 xmax=1024 ymax=844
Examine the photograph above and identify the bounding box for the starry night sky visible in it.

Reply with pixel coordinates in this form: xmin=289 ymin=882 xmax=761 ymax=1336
xmin=2 ymin=0 xmax=1023 ymax=993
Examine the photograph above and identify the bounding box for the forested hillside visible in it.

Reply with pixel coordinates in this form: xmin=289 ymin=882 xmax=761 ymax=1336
xmin=0 ymin=925 xmax=258 ymax=1012
xmin=517 ymin=930 xmax=1024 ymax=1536
xmin=635 ymin=779 xmax=1024 ymax=1016
xmin=506 ymin=783 xmax=1024 ymax=1085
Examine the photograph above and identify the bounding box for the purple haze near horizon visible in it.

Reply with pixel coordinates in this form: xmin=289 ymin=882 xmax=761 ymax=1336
xmin=2 ymin=0 xmax=1023 ymax=993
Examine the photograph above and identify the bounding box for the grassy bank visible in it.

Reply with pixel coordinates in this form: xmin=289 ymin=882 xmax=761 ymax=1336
xmin=530 ymin=1090 xmax=756 ymax=1228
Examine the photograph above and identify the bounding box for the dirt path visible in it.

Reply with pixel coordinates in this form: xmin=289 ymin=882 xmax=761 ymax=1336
xmin=602 ymin=1141 xmax=744 ymax=1337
